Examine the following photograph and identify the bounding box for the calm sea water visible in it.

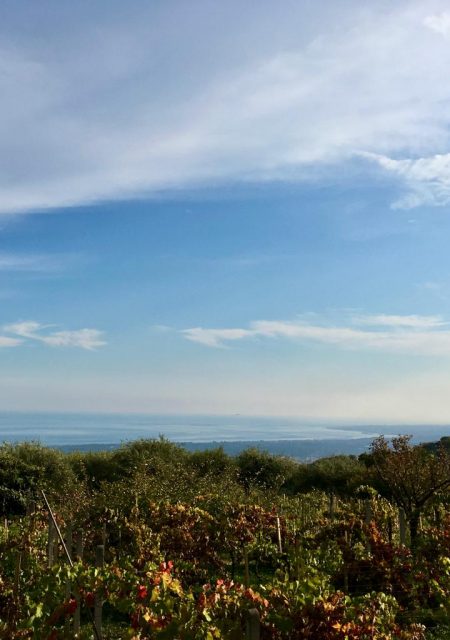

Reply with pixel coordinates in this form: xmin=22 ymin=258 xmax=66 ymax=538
xmin=1 ymin=411 xmax=449 ymax=448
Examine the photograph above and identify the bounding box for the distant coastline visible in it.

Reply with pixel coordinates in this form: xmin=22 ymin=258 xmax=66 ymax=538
xmin=2 ymin=410 xmax=450 ymax=461
xmin=55 ymin=437 xmax=375 ymax=461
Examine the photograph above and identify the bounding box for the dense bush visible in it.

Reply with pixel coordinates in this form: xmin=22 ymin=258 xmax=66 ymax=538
xmin=285 ymin=455 xmax=368 ymax=497
xmin=0 ymin=442 xmax=74 ymax=515
xmin=236 ymin=447 xmax=297 ymax=491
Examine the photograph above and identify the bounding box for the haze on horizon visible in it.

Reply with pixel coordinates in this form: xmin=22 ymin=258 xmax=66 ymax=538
xmin=2 ymin=1 xmax=450 ymax=425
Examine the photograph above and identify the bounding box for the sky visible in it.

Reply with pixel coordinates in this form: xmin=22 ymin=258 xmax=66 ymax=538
xmin=3 ymin=1 xmax=450 ymax=422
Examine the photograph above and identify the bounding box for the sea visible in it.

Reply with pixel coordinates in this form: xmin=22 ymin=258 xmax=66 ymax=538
xmin=1 ymin=411 xmax=450 ymax=460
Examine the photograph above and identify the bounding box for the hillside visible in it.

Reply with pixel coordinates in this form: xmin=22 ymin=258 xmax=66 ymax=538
xmin=0 ymin=436 xmax=449 ymax=639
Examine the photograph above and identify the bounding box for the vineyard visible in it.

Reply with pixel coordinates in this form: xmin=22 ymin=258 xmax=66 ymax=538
xmin=0 ymin=436 xmax=449 ymax=639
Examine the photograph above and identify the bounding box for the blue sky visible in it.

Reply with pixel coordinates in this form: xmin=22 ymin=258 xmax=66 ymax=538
xmin=3 ymin=1 xmax=450 ymax=421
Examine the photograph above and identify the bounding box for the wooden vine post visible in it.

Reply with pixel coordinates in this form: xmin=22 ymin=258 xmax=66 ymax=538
xmin=48 ymin=513 xmax=57 ymax=567
xmin=73 ymin=530 xmax=84 ymax=634
xmin=95 ymin=544 xmax=105 ymax=639
xmin=246 ymin=608 xmax=260 ymax=640
xmin=387 ymin=516 xmax=393 ymax=544
xmin=41 ymin=491 xmax=102 ymax=640
xmin=64 ymin=524 xmax=73 ymax=636
xmin=399 ymin=508 xmax=407 ymax=546
xmin=276 ymin=516 xmax=283 ymax=554
xmin=243 ymin=548 xmax=250 ymax=588
xmin=343 ymin=530 xmax=349 ymax=592
xmin=13 ymin=552 xmax=22 ymax=601
xmin=364 ymin=499 xmax=373 ymax=552
xmin=364 ymin=499 xmax=372 ymax=525
xmin=329 ymin=494 xmax=336 ymax=520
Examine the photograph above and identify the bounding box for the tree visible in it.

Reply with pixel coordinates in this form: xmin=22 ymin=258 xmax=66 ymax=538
xmin=0 ymin=442 xmax=74 ymax=515
xmin=236 ymin=448 xmax=296 ymax=492
xmin=370 ymin=435 xmax=450 ymax=545
xmin=286 ymin=455 xmax=367 ymax=498
xmin=188 ymin=447 xmax=234 ymax=477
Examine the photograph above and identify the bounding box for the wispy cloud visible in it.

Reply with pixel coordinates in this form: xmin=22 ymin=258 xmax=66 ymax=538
xmin=424 ymin=12 xmax=450 ymax=38
xmin=0 ymin=253 xmax=74 ymax=273
xmin=418 ymin=281 xmax=449 ymax=301
xmin=182 ymin=312 xmax=450 ymax=356
xmin=0 ymin=336 xmax=22 ymax=348
xmin=352 ymin=313 xmax=446 ymax=329
xmin=363 ymin=152 xmax=450 ymax=209
xmin=2 ymin=2 xmax=450 ymax=213
xmin=183 ymin=327 xmax=254 ymax=348
xmin=4 ymin=321 xmax=106 ymax=350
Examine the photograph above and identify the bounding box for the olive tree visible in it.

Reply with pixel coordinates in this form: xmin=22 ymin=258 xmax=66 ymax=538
xmin=370 ymin=435 xmax=450 ymax=545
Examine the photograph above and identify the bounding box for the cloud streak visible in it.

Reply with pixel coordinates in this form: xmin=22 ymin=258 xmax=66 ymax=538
xmin=0 ymin=336 xmax=22 ymax=348
xmin=2 ymin=2 xmax=450 ymax=213
xmin=3 ymin=321 xmax=106 ymax=350
xmin=0 ymin=253 xmax=75 ymax=273
xmin=182 ymin=313 xmax=450 ymax=356
xmin=363 ymin=152 xmax=450 ymax=208
xmin=424 ymin=12 xmax=450 ymax=38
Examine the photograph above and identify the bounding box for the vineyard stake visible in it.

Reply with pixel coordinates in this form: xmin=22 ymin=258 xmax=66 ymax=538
xmin=246 ymin=608 xmax=260 ymax=640
xmin=294 ymin=535 xmax=301 ymax=579
xmin=48 ymin=513 xmax=56 ymax=568
xmin=64 ymin=524 xmax=73 ymax=636
xmin=95 ymin=545 xmax=105 ymax=639
xmin=343 ymin=530 xmax=349 ymax=592
xmin=26 ymin=499 xmax=36 ymax=517
xmin=364 ymin=500 xmax=372 ymax=553
xmin=231 ymin=550 xmax=236 ymax=580
xmin=387 ymin=516 xmax=393 ymax=544
xmin=41 ymin=490 xmax=102 ymax=640
xmin=64 ymin=578 xmax=72 ymax=635
xmin=399 ymin=508 xmax=407 ymax=546
xmin=13 ymin=551 xmax=22 ymax=600
xmin=74 ymin=530 xmax=84 ymax=560
xmin=73 ymin=531 xmax=83 ymax=635
xmin=42 ymin=492 xmax=72 ymax=568
xmin=364 ymin=499 xmax=372 ymax=525
xmin=65 ymin=524 xmax=73 ymax=561
xmin=276 ymin=516 xmax=283 ymax=554
xmin=329 ymin=494 xmax=336 ymax=520
xmin=434 ymin=505 xmax=441 ymax=528
xmin=244 ymin=548 xmax=250 ymax=587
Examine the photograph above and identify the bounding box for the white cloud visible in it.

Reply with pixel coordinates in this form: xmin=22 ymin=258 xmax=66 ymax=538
xmin=418 ymin=281 xmax=449 ymax=301
xmin=1 ymin=2 xmax=450 ymax=213
xmin=424 ymin=12 xmax=450 ymax=37
xmin=363 ymin=152 xmax=450 ymax=208
xmin=0 ymin=253 xmax=71 ymax=272
xmin=5 ymin=321 xmax=42 ymax=338
xmin=0 ymin=336 xmax=22 ymax=348
xmin=38 ymin=329 xmax=106 ymax=350
xmin=183 ymin=327 xmax=254 ymax=348
xmin=4 ymin=321 xmax=106 ymax=350
xmin=352 ymin=313 xmax=446 ymax=328
xmin=182 ymin=312 xmax=450 ymax=356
